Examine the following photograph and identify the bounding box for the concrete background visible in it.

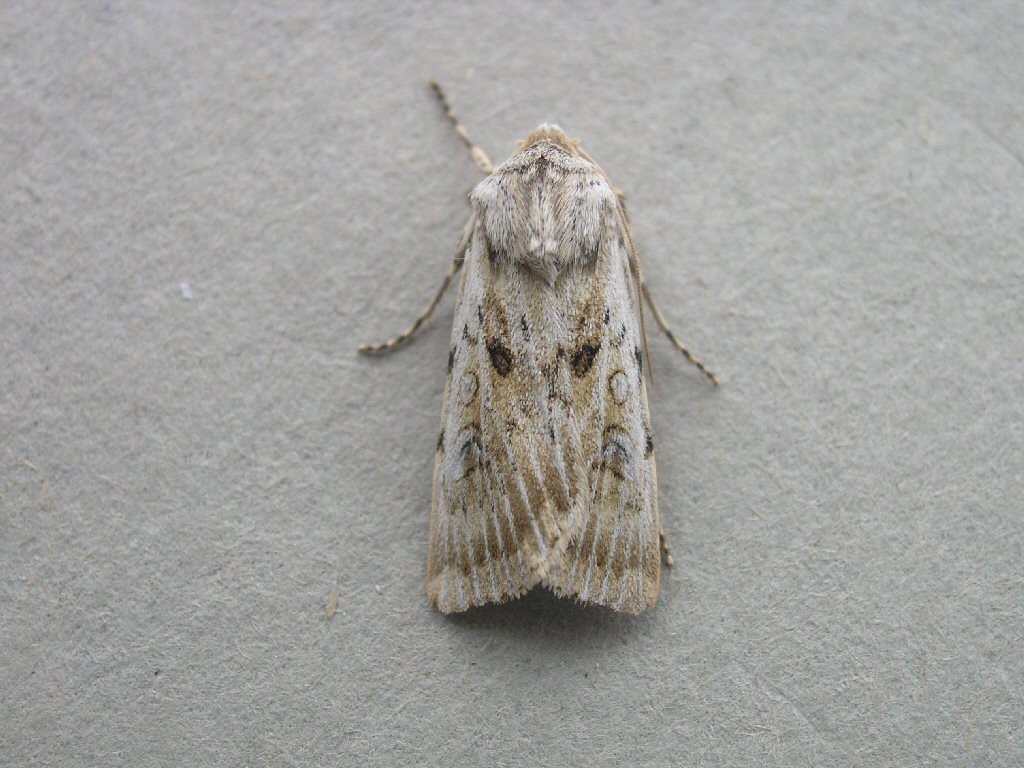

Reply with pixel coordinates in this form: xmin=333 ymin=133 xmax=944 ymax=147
xmin=3 ymin=2 xmax=1022 ymax=765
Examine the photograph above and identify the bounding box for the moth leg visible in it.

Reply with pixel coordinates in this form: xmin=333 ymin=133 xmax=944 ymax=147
xmin=659 ymin=527 xmax=675 ymax=567
xmin=641 ymin=283 xmax=720 ymax=387
xmin=359 ymin=214 xmax=475 ymax=355
xmin=429 ymin=80 xmax=494 ymax=174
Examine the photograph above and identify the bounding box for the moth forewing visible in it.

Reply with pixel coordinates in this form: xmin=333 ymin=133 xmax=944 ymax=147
xmin=426 ymin=127 xmax=661 ymax=614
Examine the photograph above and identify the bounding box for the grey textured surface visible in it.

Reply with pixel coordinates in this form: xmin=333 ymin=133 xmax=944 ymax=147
xmin=3 ymin=2 xmax=1022 ymax=765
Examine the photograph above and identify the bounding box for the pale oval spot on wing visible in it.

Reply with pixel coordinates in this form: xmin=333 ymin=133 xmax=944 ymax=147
xmin=609 ymin=370 xmax=629 ymax=404
xmin=459 ymin=372 xmax=478 ymax=404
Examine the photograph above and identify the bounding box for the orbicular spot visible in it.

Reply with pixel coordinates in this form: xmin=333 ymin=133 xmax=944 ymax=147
xmin=458 ymin=372 xmax=478 ymax=404
xmin=487 ymin=338 xmax=513 ymax=376
xmin=609 ymin=370 xmax=629 ymax=404
xmin=571 ymin=341 xmax=600 ymax=378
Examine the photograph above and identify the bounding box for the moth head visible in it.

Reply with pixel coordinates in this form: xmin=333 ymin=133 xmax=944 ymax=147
xmin=520 ymin=124 xmax=580 ymax=154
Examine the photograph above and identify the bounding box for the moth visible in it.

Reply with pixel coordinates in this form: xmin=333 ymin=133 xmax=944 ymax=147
xmin=360 ymin=83 xmax=717 ymax=614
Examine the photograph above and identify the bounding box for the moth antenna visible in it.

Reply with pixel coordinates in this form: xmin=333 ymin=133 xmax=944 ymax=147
xmin=640 ymin=283 xmax=720 ymax=387
xmin=429 ymin=80 xmax=494 ymax=174
xmin=584 ymin=146 xmax=718 ymax=388
xmin=358 ymin=214 xmax=474 ymax=356
xmin=356 ymin=261 xmax=459 ymax=356
xmin=614 ymin=197 xmax=656 ymax=387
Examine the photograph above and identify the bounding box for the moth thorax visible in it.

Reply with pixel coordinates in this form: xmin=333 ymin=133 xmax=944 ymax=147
xmin=474 ymin=160 xmax=617 ymax=284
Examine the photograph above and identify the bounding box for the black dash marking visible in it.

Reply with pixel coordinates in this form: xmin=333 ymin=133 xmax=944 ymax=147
xmin=520 ymin=315 xmax=530 ymax=339
xmin=486 ymin=240 xmax=507 ymax=267
xmin=634 ymin=345 xmax=643 ymax=378
xmin=477 ymin=305 xmax=484 ymax=325
xmin=571 ymin=342 xmax=601 ymax=377
xmin=447 ymin=347 xmax=455 ymax=374
xmin=463 ymin=322 xmax=470 ymax=340
xmin=645 ymin=431 xmax=654 ymax=458
xmin=603 ymin=307 xmax=610 ymax=325
xmin=437 ymin=431 xmax=445 ymax=452
xmin=487 ymin=338 xmax=513 ymax=376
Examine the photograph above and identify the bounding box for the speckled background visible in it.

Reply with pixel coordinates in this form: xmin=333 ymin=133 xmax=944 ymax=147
xmin=3 ymin=2 xmax=1022 ymax=765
